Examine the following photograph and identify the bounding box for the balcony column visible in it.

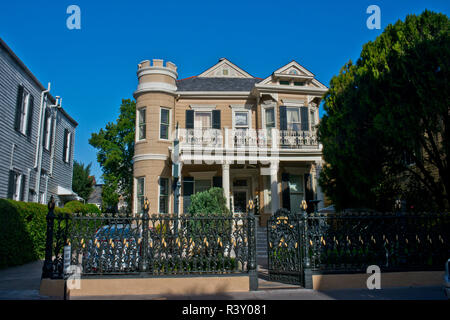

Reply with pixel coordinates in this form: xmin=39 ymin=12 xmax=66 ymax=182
xmin=222 ymin=161 xmax=231 ymax=210
xmin=270 ymin=160 xmax=280 ymax=214
xmin=315 ymin=160 xmax=324 ymax=210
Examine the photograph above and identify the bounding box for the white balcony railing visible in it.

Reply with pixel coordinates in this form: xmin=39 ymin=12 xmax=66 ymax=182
xmin=178 ymin=128 xmax=319 ymax=149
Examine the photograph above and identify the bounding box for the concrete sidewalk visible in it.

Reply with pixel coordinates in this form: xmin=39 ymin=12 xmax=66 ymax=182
xmin=0 ymin=260 xmax=58 ymax=300
xmin=69 ymin=285 xmax=447 ymax=300
xmin=0 ymin=260 xmax=446 ymax=300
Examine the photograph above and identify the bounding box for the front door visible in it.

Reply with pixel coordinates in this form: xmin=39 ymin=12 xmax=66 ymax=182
xmin=233 ymin=190 xmax=248 ymax=214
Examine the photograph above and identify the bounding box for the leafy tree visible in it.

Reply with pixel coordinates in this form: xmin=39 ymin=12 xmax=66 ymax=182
xmin=72 ymin=160 xmax=94 ymax=201
xmin=89 ymin=99 xmax=135 ymax=212
xmin=319 ymin=11 xmax=449 ymax=211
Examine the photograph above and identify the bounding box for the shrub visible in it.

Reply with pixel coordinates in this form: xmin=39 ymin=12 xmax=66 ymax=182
xmin=187 ymin=187 xmax=230 ymax=216
xmin=64 ymin=200 xmax=101 ymax=214
xmin=0 ymin=199 xmax=54 ymax=268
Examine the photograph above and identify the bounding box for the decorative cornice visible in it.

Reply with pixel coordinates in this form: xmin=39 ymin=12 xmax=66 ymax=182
xmin=133 ymin=153 xmax=168 ymax=162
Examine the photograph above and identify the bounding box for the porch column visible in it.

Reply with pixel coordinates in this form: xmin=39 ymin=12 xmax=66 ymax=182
xmin=222 ymin=162 xmax=230 ymax=210
xmin=315 ymin=160 xmax=324 ymax=210
xmin=270 ymin=161 xmax=280 ymax=214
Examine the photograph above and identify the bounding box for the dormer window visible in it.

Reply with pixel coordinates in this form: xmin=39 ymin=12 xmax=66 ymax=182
xmin=279 ymin=80 xmax=290 ymax=85
xmin=294 ymin=81 xmax=305 ymax=86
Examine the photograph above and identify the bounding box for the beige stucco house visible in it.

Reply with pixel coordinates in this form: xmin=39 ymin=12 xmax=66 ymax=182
xmin=132 ymin=58 xmax=327 ymax=226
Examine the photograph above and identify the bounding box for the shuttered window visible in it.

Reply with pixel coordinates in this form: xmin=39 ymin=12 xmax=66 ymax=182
xmin=160 ymin=108 xmax=170 ymax=139
xmin=63 ymin=129 xmax=71 ymax=163
xmin=43 ymin=109 xmax=52 ymax=150
xmin=15 ymin=85 xmax=33 ymax=137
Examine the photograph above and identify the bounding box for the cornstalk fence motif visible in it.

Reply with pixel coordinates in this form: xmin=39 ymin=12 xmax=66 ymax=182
xmin=41 ymin=198 xmax=258 ymax=290
xmin=268 ymin=209 xmax=450 ymax=287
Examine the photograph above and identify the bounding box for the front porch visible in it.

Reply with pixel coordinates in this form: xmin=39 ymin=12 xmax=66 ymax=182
xmin=179 ymin=160 xmax=324 ymax=226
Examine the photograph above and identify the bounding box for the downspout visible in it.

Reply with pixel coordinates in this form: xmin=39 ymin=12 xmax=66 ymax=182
xmin=49 ymin=102 xmax=59 ymax=176
xmin=34 ymin=83 xmax=50 ymax=168
xmin=35 ymin=85 xmax=57 ymax=200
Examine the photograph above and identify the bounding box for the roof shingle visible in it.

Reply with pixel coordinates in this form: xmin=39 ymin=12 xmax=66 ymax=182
xmin=176 ymin=77 xmax=261 ymax=92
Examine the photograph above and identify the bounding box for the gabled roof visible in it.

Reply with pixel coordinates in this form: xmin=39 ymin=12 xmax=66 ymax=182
xmin=197 ymin=58 xmax=254 ymax=78
xmin=177 ymin=77 xmax=262 ymax=92
xmin=259 ymin=60 xmax=327 ymax=89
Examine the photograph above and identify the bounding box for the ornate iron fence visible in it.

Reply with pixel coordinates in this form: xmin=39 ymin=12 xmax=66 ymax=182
xmin=268 ymin=209 xmax=450 ymax=286
xmin=41 ymin=198 xmax=257 ymax=287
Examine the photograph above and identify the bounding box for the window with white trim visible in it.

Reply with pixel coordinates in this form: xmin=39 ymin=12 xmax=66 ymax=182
xmin=160 ymin=108 xmax=170 ymax=140
xmin=264 ymin=108 xmax=275 ymax=130
xmin=286 ymin=107 xmax=301 ymax=131
xmin=13 ymin=172 xmax=23 ymax=201
xmin=194 ymin=112 xmax=212 ymax=130
xmin=19 ymin=92 xmax=30 ymax=135
xmin=136 ymin=177 xmax=145 ymax=213
xmin=63 ymin=130 xmax=71 ymax=163
xmin=44 ymin=111 xmax=52 ymax=150
xmin=159 ymin=177 xmax=169 ymax=214
xmin=138 ymin=108 xmax=146 ymax=140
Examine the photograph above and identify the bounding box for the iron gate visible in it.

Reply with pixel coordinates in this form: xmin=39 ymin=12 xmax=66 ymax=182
xmin=267 ymin=209 xmax=305 ymax=286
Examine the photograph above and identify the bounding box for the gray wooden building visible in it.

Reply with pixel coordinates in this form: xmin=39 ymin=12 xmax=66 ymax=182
xmin=0 ymin=37 xmax=79 ymax=206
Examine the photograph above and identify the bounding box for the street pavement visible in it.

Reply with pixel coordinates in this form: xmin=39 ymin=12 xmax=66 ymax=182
xmin=0 ymin=260 xmax=446 ymax=300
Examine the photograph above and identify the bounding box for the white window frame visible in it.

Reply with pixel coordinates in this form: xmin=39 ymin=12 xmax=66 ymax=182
xmin=194 ymin=111 xmax=212 ymax=130
xmin=158 ymin=177 xmax=170 ymax=214
xmin=44 ymin=111 xmax=52 ymax=150
xmin=135 ymin=176 xmax=145 ymax=214
xmin=19 ymin=92 xmax=30 ymax=135
xmin=286 ymin=107 xmax=301 ymax=131
xmin=231 ymin=105 xmax=253 ymax=130
xmin=64 ymin=131 xmax=71 ymax=163
xmin=159 ymin=107 xmax=171 ymax=141
xmin=262 ymin=106 xmax=276 ymax=130
xmin=13 ymin=172 xmax=23 ymax=201
xmin=137 ymin=107 xmax=146 ymax=142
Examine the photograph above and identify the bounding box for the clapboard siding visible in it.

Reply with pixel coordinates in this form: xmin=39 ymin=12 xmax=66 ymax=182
xmin=0 ymin=40 xmax=76 ymax=205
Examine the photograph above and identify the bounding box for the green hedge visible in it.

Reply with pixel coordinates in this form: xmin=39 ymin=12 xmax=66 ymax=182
xmin=64 ymin=201 xmax=101 ymax=215
xmin=0 ymin=199 xmax=100 ymax=269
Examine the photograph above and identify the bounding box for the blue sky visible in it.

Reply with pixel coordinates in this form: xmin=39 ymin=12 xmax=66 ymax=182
xmin=1 ymin=0 xmax=448 ymax=182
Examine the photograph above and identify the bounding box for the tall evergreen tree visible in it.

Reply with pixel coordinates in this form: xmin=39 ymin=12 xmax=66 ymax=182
xmin=319 ymin=10 xmax=449 ymax=211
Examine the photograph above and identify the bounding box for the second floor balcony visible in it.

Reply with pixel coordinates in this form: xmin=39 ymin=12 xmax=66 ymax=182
xmin=177 ymin=128 xmax=319 ymax=150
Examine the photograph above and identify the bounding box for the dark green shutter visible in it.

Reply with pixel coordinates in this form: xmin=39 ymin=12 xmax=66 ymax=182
xmin=14 ymin=85 xmax=24 ymax=131
xmin=212 ymin=110 xmax=221 ymax=129
xmin=279 ymin=106 xmax=287 ymax=130
xmin=281 ymin=173 xmax=290 ymax=211
xmin=186 ymin=110 xmax=194 ymax=129
xmin=42 ymin=109 xmax=48 ymax=147
xmin=20 ymin=174 xmax=26 ymax=201
xmin=300 ymin=107 xmax=309 ymax=131
xmin=182 ymin=177 xmax=194 ymax=213
xmin=7 ymin=170 xmax=16 ymax=199
xmin=62 ymin=129 xmax=68 ymax=162
xmin=213 ymin=176 xmax=222 ymax=188
xmin=26 ymin=94 xmax=34 ymax=139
